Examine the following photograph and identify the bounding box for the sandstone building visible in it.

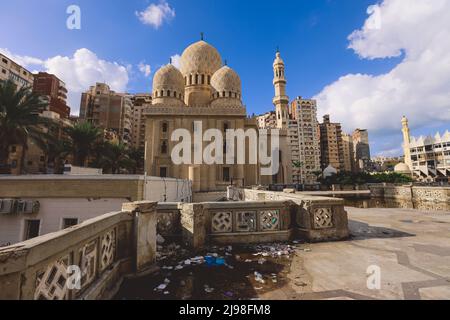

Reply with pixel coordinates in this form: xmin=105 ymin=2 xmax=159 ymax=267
xmin=0 ymin=53 xmax=34 ymax=89
xmin=341 ymin=133 xmax=355 ymax=172
xmin=144 ymin=39 xmax=263 ymax=192
xmin=33 ymin=72 xmax=70 ymax=119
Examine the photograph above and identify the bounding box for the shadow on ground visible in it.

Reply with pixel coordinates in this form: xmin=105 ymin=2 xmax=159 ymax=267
xmin=349 ymin=220 xmax=415 ymax=240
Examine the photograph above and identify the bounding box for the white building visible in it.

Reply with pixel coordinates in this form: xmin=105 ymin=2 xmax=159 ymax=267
xmin=0 ymin=175 xmax=192 ymax=246
xmin=401 ymin=116 xmax=450 ymax=181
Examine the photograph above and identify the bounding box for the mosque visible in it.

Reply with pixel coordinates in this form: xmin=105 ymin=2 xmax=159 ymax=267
xmin=144 ymin=37 xmax=291 ymax=192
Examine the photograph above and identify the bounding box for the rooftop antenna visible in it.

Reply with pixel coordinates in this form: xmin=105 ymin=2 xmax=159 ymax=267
xmin=201 ymin=32 xmax=204 ymax=41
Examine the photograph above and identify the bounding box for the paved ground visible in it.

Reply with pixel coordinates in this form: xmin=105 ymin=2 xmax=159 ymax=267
xmin=260 ymin=207 xmax=450 ymax=300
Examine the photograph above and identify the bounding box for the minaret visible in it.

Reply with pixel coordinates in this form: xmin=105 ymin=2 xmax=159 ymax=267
xmin=273 ymin=49 xmax=289 ymax=129
xmin=401 ymin=116 xmax=412 ymax=169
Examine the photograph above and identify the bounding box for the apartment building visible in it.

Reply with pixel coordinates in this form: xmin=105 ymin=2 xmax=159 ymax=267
xmin=131 ymin=94 xmax=152 ymax=151
xmin=353 ymin=129 xmax=371 ymax=172
xmin=0 ymin=53 xmax=34 ymax=88
xmin=33 ymin=72 xmax=70 ymax=119
xmin=79 ymin=83 xmax=132 ymax=146
xmin=319 ymin=115 xmax=344 ymax=172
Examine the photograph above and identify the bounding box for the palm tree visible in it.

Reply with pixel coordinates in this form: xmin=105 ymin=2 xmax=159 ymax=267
xmin=0 ymin=80 xmax=48 ymax=172
xmin=95 ymin=142 xmax=133 ymax=174
xmin=65 ymin=122 xmax=102 ymax=167
xmin=127 ymin=147 xmax=144 ymax=174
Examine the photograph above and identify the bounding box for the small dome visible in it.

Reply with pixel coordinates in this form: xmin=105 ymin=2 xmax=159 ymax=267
xmin=211 ymin=66 xmax=242 ymax=98
xmin=394 ymin=163 xmax=411 ymax=173
xmin=323 ymin=165 xmax=338 ymax=178
xmin=152 ymin=64 xmax=185 ymax=104
xmin=180 ymin=40 xmax=222 ymax=76
xmin=153 ymin=64 xmax=184 ymax=93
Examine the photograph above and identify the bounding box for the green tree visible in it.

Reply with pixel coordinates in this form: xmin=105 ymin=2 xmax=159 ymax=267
xmin=65 ymin=122 xmax=102 ymax=167
xmin=95 ymin=142 xmax=133 ymax=174
xmin=0 ymin=80 xmax=48 ymax=172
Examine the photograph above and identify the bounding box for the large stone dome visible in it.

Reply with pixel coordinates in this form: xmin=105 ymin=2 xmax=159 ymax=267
xmin=180 ymin=40 xmax=222 ymax=76
xmin=211 ymin=66 xmax=242 ymax=97
xmin=152 ymin=64 xmax=185 ymax=105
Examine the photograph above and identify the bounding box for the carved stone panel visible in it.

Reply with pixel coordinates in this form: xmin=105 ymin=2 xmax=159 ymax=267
xmin=259 ymin=210 xmax=280 ymax=231
xmin=34 ymin=256 xmax=70 ymax=300
xmin=78 ymin=240 xmax=97 ymax=290
xmin=211 ymin=211 xmax=232 ymax=233
xmin=100 ymin=229 xmax=116 ymax=272
xmin=313 ymin=207 xmax=333 ymax=229
xmin=235 ymin=211 xmax=256 ymax=232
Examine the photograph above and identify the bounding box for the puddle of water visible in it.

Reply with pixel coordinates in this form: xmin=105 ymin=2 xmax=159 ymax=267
xmin=114 ymin=245 xmax=295 ymax=300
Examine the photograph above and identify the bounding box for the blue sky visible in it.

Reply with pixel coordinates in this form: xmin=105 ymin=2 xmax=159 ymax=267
xmin=1 ymin=0 xmax=449 ymax=156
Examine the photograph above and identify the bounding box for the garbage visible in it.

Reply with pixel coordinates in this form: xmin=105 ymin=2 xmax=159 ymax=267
xmin=215 ymin=257 xmax=225 ymax=266
xmin=164 ymin=278 xmax=170 ymax=284
xmin=254 ymin=271 xmax=265 ymax=284
xmin=258 ymin=258 xmax=267 ymax=265
xmin=204 ymin=285 xmax=215 ymax=293
xmin=245 ymin=259 xmax=252 ymax=263
xmin=224 ymin=291 xmax=234 ymax=298
xmin=156 ymin=234 xmax=165 ymax=245
xmin=163 ymin=291 xmax=170 ymax=295
xmin=156 ymin=284 xmax=167 ymax=291
xmin=205 ymin=255 xmax=226 ymax=266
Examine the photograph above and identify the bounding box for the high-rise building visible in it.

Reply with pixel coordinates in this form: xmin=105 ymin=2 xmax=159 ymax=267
xmin=341 ymin=133 xmax=355 ymax=172
xmin=257 ymin=111 xmax=277 ymax=129
xmin=0 ymin=53 xmax=34 ymax=89
xmin=79 ymin=83 xmax=132 ymax=146
xmin=33 ymin=72 xmax=70 ymax=119
xmin=352 ymin=129 xmax=371 ymax=172
xmin=289 ymin=98 xmax=321 ymax=184
xmin=319 ymin=115 xmax=344 ymax=172
xmin=130 ymin=94 xmax=152 ymax=151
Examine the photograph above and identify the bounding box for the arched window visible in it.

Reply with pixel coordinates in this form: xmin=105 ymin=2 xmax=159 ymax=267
xmin=155 ymin=91 xmax=158 ymax=97
xmin=167 ymin=90 xmax=171 ymax=97
xmin=173 ymin=91 xmax=177 ymax=98
xmin=222 ymin=91 xmax=226 ymax=97
xmin=189 ymin=75 xmax=192 ymax=85
xmin=207 ymin=75 xmax=211 ymax=85
xmin=195 ymin=74 xmax=199 ymax=84
xmin=160 ymin=90 xmax=164 ymax=97
xmin=162 ymin=122 xmax=168 ymax=133
xmin=201 ymin=74 xmax=205 ymax=84
xmin=161 ymin=141 xmax=168 ymax=154
xmin=229 ymin=91 xmax=232 ymax=97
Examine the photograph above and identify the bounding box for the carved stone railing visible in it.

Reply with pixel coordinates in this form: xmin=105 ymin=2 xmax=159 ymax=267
xmin=179 ymin=201 xmax=295 ymax=249
xmin=369 ymin=184 xmax=450 ymax=204
xmin=243 ymin=188 xmax=349 ymax=242
xmin=0 ymin=201 xmax=158 ymax=300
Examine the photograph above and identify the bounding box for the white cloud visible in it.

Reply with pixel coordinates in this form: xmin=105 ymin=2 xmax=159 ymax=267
xmin=170 ymin=54 xmax=181 ymax=68
xmin=1 ymin=48 xmax=129 ymax=115
xmin=314 ymin=0 xmax=450 ymax=155
xmin=136 ymin=1 xmax=175 ymax=29
xmin=138 ymin=62 xmax=152 ymax=77
xmin=0 ymin=48 xmax=44 ymax=67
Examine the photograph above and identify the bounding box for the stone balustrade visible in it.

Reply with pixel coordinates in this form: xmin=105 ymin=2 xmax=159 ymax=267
xmin=243 ymin=188 xmax=349 ymax=242
xmin=369 ymin=184 xmax=450 ymax=203
xmin=0 ymin=201 xmax=158 ymax=300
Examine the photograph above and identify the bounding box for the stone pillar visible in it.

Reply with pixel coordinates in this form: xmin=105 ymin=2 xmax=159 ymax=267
xmin=122 ymin=201 xmax=158 ymax=273
xmin=180 ymin=203 xmax=207 ymax=251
